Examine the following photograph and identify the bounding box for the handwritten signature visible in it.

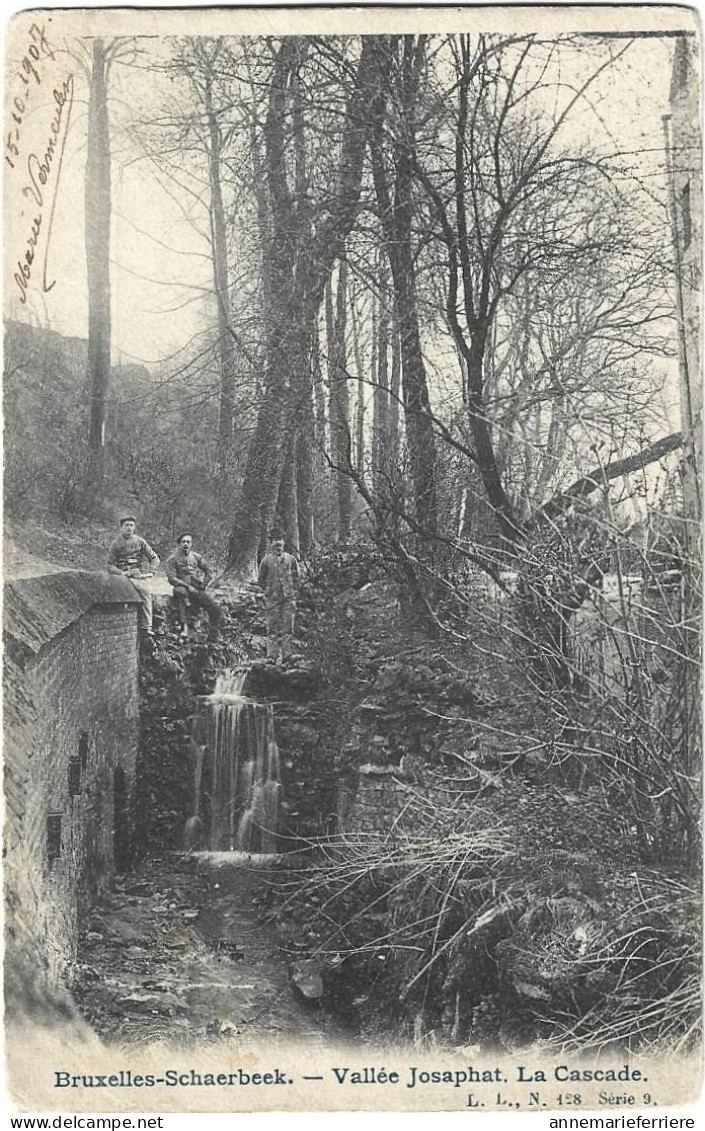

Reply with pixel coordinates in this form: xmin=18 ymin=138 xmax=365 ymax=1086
xmin=13 ymin=72 xmax=74 ymax=304
xmin=6 ymin=23 xmax=57 ymax=171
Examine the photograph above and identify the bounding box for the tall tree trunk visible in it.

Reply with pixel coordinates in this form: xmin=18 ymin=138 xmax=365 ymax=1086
xmin=371 ymin=36 xmax=438 ymax=536
xmin=393 ymin=244 xmax=437 ymax=536
xmin=350 ymin=284 xmax=367 ymax=475
xmin=466 ymin=360 xmax=520 ymax=545
xmin=444 ymin=38 xmax=524 ymax=549
xmin=311 ymin=324 xmax=327 ymax=535
xmin=85 ymin=39 xmax=112 ymax=489
xmin=224 ymin=38 xmax=379 ymax=577
xmin=330 ymin=259 xmax=352 ymax=543
xmin=534 ymin=394 xmax=567 ymax=503
xmin=389 ymin=312 xmax=401 ymax=457
xmin=296 ymin=404 xmax=314 ymax=555
xmin=225 ymin=363 xmax=291 ymax=575
xmin=372 ymin=257 xmax=390 ymax=494
xmin=325 ymin=276 xmax=338 ymax=458
xmin=204 ymin=76 xmax=237 ymax=475
xmin=277 ymin=436 xmax=300 ymax=553
xmin=354 ymin=374 xmax=366 ymax=477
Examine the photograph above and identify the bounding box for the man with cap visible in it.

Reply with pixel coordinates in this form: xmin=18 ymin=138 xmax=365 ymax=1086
xmin=107 ymin=516 xmax=160 ymax=637
xmin=257 ymin=530 xmax=300 ymax=664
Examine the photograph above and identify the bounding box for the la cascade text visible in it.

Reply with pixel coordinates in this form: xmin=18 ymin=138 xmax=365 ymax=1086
xmin=55 ymin=1063 xmax=645 ymax=1090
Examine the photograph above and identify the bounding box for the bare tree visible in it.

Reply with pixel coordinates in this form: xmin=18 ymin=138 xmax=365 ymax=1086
xmin=370 ymin=35 xmax=439 ymax=536
xmin=326 ymin=258 xmax=352 ymax=542
xmin=141 ymin=38 xmax=243 ymax=475
xmin=224 ymin=37 xmax=381 ymax=576
xmin=81 ymin=37 xmax=135 ymax=488
xmin=409 ymin=35 xmax=676 ymax=563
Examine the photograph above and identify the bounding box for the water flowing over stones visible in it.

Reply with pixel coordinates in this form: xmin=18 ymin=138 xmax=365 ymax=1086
xmin=191 ymin=670 xmax=282 ymax=853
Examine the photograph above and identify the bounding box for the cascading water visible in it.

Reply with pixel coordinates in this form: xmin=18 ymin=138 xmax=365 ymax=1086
xmin=193 ymin=670 xmax=282 ymax=853
xmin=190 ymin=711 xmax=207 ymax=818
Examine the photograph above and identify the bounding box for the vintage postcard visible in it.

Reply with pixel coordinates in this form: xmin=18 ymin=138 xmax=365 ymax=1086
xmin=4 ymin=4 xmax=702 ymax=1117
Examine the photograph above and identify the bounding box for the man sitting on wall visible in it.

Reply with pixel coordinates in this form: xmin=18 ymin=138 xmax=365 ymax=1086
xmin=166 ymin=532 xmax=223 ymax=643
xmin=107 ymin=516 xmax=160 ymax=638
xmin=257 ymin=529 xmax=300 ymax=665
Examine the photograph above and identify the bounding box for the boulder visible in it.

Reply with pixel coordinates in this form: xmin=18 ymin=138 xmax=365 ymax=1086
xmin=290 ymin=959 xmax=324 ymax=1004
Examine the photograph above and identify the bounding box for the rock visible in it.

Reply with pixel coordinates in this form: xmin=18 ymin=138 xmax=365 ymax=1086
xmin=358 ymin=701 xmax=386 ymax=719
xmin=280 ymin=723 xmax=319 ymax=746
xmin=122 ymin=881 xmax=150 ymax=895
xmin=206 ymin=1018 xmax=240 ymax=1038
xmin=246 ymin=664 xmax=319 ymax=697
xmin=290 ymin=959 xmax=324 ymax=1004
xmin=104 ymin=919 xmax=146 ymax=943
xmin=118 ymin=992 xmax=163 ymax=1012
xmin=513 ymin=980 xmax=551 ymax=1002
xmin=212 ymin=940 xmax=245 ymax=961
xmin=75 ymin=963 xmax=101 ymax=982
xmin=160 ymin=926 xmax=198 ymax=950
xmin=119 ymin=991 xmax=185 ymax=1014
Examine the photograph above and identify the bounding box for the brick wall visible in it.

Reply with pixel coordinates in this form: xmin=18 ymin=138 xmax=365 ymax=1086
xmin=4 ymin=573 xmax=140 ymax=1009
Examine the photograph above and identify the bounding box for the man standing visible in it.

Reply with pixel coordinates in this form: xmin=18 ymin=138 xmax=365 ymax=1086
xmin=166 ymin=532 xmax=223 ymax=642
xmin=107 ymin=516 xmax=160 ymax=637
xmin=257 ymin=531 xmax=300 ymax=664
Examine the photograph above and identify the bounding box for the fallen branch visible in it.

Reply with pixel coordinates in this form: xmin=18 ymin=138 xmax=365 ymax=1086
xmin=531 ymin=432 xmax=683 ymax=527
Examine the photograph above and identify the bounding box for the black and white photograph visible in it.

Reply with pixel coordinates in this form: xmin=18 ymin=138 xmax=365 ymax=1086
xmin=4 ymin=5 xmax=702 ymax=1115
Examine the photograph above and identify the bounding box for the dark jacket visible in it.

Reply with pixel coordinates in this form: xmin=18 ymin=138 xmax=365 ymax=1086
xmin=166 ymin=549 xmax=212 ymax=590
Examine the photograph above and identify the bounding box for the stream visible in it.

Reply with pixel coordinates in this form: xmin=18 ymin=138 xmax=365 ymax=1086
xmin=77 ymin=851 xmax=351 ymax=1048
xmin=77 ymin=661 xmax=352 ymax=1048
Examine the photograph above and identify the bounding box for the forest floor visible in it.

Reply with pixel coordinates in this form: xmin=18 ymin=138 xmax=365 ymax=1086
xmin=75 ymin=852 xmax=352 ymax=1050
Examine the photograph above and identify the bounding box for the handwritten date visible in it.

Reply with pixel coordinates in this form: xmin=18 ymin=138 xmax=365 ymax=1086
xmin=6 ymin=23 xmax=57 ymax=171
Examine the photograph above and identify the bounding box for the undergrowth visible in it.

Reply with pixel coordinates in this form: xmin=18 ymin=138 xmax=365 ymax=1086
xmin=265 ymin=546 xmax=701 ymax=1056
xmin=269 ymin=802 xmax=700 ymax=1054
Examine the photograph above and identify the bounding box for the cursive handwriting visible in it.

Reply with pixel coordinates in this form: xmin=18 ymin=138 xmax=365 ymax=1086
xmin=6 ymin=23 xmax=57 ymax=171
xmin=14 ymin=72 xmax=74 ymax=303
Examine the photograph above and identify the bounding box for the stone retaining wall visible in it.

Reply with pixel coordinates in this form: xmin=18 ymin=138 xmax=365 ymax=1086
xmin=337 ymin=767 xmax=410 ymax=835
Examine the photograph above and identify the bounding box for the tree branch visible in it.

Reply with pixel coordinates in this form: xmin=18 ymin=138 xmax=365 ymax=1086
xmin=531 ymin=431 xmax=683 ymax=527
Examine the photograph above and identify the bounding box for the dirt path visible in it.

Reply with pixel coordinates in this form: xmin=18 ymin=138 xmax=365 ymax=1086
xmin=76 ymin=853 xmax=351 ymax=1050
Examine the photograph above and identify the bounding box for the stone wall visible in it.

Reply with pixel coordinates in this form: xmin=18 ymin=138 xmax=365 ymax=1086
xmin=337 ymin=768 xmax=410 ymax=835
xmin=4 ymin=570 xmax=141 ymax=1009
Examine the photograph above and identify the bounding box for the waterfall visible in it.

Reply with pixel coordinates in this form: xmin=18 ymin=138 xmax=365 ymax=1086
xmin=192 ymin=669 xmax=282 ymax=853
xmin=192 ymin=742 xmax=205 ymax=816
xmin=189 ymin=710 xmax=207 ymax=819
